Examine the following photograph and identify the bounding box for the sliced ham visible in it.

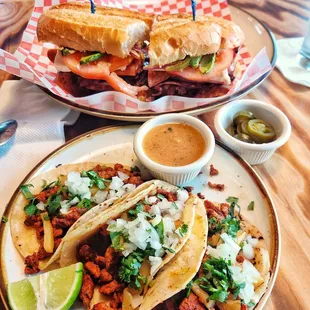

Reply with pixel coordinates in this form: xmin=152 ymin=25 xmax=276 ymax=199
xmin=148 ymin=71 xmax=171 ymax=87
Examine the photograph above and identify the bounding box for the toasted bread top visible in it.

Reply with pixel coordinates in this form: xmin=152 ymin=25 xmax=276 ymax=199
xmin=37 ymin=3 xmax=152 ymax=58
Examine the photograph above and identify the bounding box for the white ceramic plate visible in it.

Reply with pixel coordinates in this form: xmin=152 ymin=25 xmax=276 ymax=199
xmin=0 ymin=125 xmax=280 ymax=309
xmin=43 ymin=4 xmax=277 ymax=121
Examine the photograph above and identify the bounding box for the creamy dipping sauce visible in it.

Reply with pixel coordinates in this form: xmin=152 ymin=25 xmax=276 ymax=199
xmin=142 ymin=123 xmax=206 ymax=166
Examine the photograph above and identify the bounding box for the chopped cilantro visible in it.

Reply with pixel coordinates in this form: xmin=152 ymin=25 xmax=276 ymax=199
xmin=46 ymin=194 xmax=62 ymax=216
xmin=155 ymin=220 xmax=164 ymax=243
xmin=82 ymin=170 xmax=108 ymax=190
xmin=247 ymin=201 xmax=255 ymax=211
xmin=1 ymin=216 xmax=8 ymax=223
xmin=226 ymin=196 xmax=239 ymax=204
xmin=119 ymin=251 xmax=146 ymax=289
xmin=197 ymin=257 xmax=244 ymax=303
xmin=41 ymin=178 xmax=60 ymax=191
xmin=178 ymin=224 xmax=188 ymax=237
xmin=163 ymin=245 xmax=175 ymax=253
xmin=24 ymin=202 xmax=37 ymax=216
xmin=157 ymin=194 xmax=165 ymax=200
xmin=128 ymin=203 xmax=144 ymax=218
xmin=77 ymin=198 xmax=92 ymax=210
xmin=20 ymin=184 xmax=35 ymax=200
xmin=247 ymin=301 xmax=256 ymax=307
xmin=185 ymin=280 xmax=192 ymax=297
xmin=208 ymin=215 xmax=240 ymax=238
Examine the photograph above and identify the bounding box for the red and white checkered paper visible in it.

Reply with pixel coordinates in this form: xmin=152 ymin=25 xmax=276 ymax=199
xmin=0 ymin=0 xmax=272 ymax=113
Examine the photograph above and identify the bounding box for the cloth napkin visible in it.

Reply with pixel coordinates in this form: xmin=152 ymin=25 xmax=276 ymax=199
xmin=276 ymin=37 xmax=310 ymax=87
xmin=0 ymin=80 xmax=80 ymax=215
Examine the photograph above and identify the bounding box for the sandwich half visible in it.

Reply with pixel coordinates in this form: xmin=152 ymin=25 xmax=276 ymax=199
xmin=37 ymin=3 xmax=154 ymax=98
xmin=147 ymin=14 xmax=245 ymax=98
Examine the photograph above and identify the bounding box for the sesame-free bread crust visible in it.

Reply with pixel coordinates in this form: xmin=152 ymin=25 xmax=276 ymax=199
xmin=37 ymin=3 xmax=153 ymax=58
xmin=149 ymin=17 xmax=222 ymax=66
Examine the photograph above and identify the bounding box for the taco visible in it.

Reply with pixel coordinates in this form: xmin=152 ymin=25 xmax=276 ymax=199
xmin=174 ymin=199 xmax=271 ymax=310
xmin=56 ymin=180 xmax=205 ymax=309
xmin=10 ymin=162 xmax=144 ymax=274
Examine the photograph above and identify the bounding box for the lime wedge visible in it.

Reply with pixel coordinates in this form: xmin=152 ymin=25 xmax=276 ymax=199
xmin=8 ymin=262 xmax=83 ymax=310
xmin=8 ymin=277 xmax=39 ymax=310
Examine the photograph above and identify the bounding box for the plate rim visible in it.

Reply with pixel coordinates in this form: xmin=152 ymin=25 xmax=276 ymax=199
xmin=40 ymin=4 xmax=278 ymax=121
xmin=0 ymin=124 xmax=281 ymax=309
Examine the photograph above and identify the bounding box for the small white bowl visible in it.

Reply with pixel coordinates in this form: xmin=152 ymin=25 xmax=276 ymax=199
xmin=214 ymin=99 xmax=291 ymax=165
xmin=134 ymin=114 xmax=215 ymax=185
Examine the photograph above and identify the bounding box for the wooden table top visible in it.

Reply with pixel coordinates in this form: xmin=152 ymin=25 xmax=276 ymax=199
xmin=1 ymin=0 xmax=310 ymax=309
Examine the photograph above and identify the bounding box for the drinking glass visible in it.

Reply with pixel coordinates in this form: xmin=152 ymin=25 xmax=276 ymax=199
xmin=298 ymin=18 xmax=310 ymax=71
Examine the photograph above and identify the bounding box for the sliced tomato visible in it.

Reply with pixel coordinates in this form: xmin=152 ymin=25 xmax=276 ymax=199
xmin=108 ymin=55 xmax=133 ymax=72
xmin=167 ymin=49 xmax=234 ymax=83
xmin=62 ymin=52 xmax=111 ymax=79
xmin=61 ymin=52 xmax=146 ymax=97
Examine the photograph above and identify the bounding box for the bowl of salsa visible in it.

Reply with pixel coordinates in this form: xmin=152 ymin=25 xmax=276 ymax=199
xmin=134 ymin=114 xmax=215 ymax=185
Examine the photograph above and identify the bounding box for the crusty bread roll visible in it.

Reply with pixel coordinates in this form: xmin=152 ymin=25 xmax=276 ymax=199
xmin=157 ymin=14 xmax=244 ymax=50
xmin=37 ymin=3 xmax=153 ymax=58
xmin=149 ymin=18 xmax=222 ymax=66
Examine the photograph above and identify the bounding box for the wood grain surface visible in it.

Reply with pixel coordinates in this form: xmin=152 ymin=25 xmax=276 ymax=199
xmin=0 ymin=0 xmax=310 ymax=310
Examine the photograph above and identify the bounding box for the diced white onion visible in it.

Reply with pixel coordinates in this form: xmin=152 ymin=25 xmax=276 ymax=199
xmin=109 ymin=177 xmax=124 ymax=190
xmin=65 ymin=172 xmax=91 ymax=198
xmin=60 ymin=196 xmax=80 ymax=214
xmin=123 ymin=184 xmax=136 ymax=193
xmin=207 ymin=233 xmax=240 ymax=264
xmin=117 ymin=171 xmax=129 ymax=181
xmin=246 ymin=235 xmax=259 ymax=247
xmin=177 ymin=189 xmax=189 ymax=202
xmin=150 ymin=205 xmax=161 ymax=216
xmin=148 ymin=196 xmax=158 ymax=204
xmin=243 ymin=243 xmax=255 ymax=260
xmin=92 ymin=190 xmax=108 ymax=204
xmin=151 ymin=215 xmax=162 ymax=227
xmin=36 ymin=201 xmax=45 ymax=211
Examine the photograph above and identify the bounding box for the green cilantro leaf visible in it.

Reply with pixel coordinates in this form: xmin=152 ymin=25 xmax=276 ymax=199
xmin=1 ymin=216 xmax=8 ymax=223
xmin=155 ymin=220 xmax=164 ymax=244
xmin=178 ymin=224 xmax=189 ymax=237
xmin=42 ymin=178 xmax=61 ymax=191
xmin=157 ymin=194 xmax=165 ymax=200
xmin=247 ymin=201 xmax=255 ymax=211
xmin=20 ymin=184 xmax=35 ymax=200
xmin=163 ymin=245 xmax=175 ymax=253
xmin=119 ymin=251 xmax=145 ymax=289
xmin=24 ymin=202 xmax=37 ymax=216
xmin=46 ymin=194 xmax=62 ymax=216
xmin=82 ymin=170 xmax=109 ymax=190
xmin=77 ymin=198 xmax=92 ymax=210
xmin=226 ymin=196 xmax=239 ymax=204
xmin=185 ymin=280 xmax=192 ymax=297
